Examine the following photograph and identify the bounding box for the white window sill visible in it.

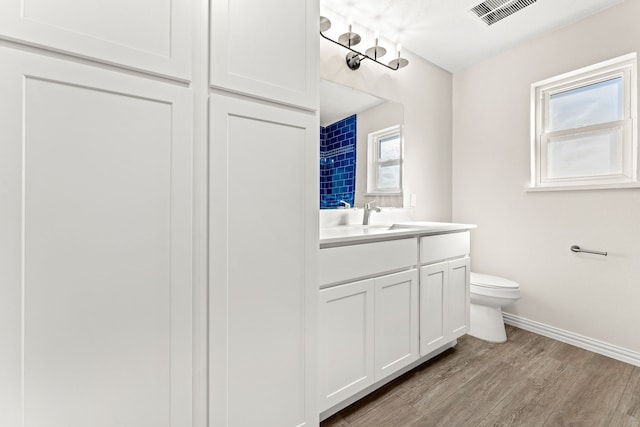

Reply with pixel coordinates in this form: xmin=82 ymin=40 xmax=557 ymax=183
xmin=526 ymin=182 xmax=640 ymax=192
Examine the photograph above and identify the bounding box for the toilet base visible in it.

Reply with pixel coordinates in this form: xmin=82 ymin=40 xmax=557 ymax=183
xmin=468 ymin=303 xmax=507 ymax=343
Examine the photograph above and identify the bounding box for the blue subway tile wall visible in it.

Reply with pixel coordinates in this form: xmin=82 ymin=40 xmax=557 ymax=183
xmin=320 ymin=115 xmax=356 ymax=209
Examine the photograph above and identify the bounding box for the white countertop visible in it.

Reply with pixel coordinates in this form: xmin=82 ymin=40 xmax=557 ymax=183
xmin=320 ymin=221 xmax=477 ymax=248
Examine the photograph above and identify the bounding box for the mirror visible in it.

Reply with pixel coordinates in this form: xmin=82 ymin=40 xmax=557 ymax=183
xmin=320 ymin=79 xmax=404 ymax=209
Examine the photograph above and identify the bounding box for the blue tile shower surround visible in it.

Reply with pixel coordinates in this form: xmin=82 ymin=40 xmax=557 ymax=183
xmin=320 ymin=115 xmax=356 ymax=209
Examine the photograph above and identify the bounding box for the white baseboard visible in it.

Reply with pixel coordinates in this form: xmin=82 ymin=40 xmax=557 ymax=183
xmin=503 ymin=312 xmax=640 ymax=367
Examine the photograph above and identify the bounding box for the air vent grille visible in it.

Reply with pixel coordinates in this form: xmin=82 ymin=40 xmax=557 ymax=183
xmin=470 ymin=0 xmax=538 ymax=26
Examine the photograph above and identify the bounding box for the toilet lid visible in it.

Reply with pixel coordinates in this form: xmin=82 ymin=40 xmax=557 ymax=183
xmin=470 ymin=272 xmax=520 ymax=289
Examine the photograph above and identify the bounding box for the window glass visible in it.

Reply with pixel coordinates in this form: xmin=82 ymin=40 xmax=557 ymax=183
xmin=530 ymin=53 xmax=636 ymax=189
xmin=549 ymin=77 xmax=623 ymax=132
xmin=378 ymin=164 xmax=400 ymax=189
xmin=378 ymin=135 xmax=401 ymax=161
xmin=547 ymin=127 xmax=623 ymax=179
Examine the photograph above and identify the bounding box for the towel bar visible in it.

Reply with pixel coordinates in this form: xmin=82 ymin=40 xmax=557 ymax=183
xmin=570 ymin=245 xmax=607 ymax=256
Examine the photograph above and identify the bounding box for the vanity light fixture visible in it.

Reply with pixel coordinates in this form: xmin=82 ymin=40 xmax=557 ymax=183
xmin=319 ymin=16 xmax=409 ymax=71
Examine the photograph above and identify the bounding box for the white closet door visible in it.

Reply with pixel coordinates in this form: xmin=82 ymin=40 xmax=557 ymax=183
xmin=209 ymin=93 xmax=318 ymax=427
xmin=0 ymin=0 xmax=191 ymax=81
xmin=210 ymin=0 xmax=319 ymax=109
xmin=0 ymin=46 xmax=193 ymax=427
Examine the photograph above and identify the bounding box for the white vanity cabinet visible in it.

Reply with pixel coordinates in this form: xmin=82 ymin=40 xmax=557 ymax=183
xmin=318 ymin=239 xmax=419 ymax=412
xmin=319 ymin=227 xmax=473 ymax=420
xmin=419 ymin=232 xmax=471 ymax=357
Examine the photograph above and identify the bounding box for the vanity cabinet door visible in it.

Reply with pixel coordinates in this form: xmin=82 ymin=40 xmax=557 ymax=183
xmin=374 ymin=269 xmax=419 ymax=381
xmin=210 ymin=0 xmax=318 ymax=109
xmin=319 ymin=279 xmax=375 ymax=412
xmin=448 ymin=257 xmax=471 ymax=339
xmin=419 ymin=257 xmax=471 ymax=357
xmin=419 ymin=262 xmax=449 ymax=356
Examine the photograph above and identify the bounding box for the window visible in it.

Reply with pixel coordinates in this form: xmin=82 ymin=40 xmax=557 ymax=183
xmin=531 ymin=53 xmax=638 ymax=190
xmin=366 ymin=125 xmax=403 ymax=194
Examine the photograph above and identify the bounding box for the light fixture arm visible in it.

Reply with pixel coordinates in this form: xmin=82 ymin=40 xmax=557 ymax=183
xmin=319 ymin=30 xmax=401 ymax=71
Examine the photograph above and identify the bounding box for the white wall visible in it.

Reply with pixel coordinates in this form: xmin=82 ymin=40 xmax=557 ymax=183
xmin=321 ymin=37 xmax=453 ymax=220
xmin=452 ymin=0 xmax=640 ymax=353
xmin=355 ymin=101 xmax=404 ymax=208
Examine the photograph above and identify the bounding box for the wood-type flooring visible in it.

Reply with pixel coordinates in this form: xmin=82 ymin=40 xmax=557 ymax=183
xmin=321 ymin=325 xmax=640 ymax=427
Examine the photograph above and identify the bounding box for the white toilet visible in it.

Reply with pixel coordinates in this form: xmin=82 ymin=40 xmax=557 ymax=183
xmin=469 ymin=272 xmax=521 ymax=343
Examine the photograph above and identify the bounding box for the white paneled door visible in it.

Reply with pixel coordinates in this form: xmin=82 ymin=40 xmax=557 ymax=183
xmin=210 ymin=0 xmax=319 ymax=109
xmin=0 ymin=0 xmax=192 ymax=81
xmin=209 ymin=93 xmax=317 ymax=427
xmin=0 ymin=46 xmax=193 ymax=427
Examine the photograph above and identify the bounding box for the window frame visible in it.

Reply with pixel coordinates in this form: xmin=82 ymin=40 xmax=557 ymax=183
xmin=366 ymin=124 xmax=403 ymax=195
xmin=530 ymin=53 xmax=638 ymax=191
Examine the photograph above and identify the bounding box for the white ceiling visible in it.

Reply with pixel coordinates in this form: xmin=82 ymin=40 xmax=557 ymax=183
xmin=320 ymin=0 xmax=625 ymax=72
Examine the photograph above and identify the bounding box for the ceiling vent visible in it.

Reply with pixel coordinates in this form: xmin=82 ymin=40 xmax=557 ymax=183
xmin=470 ymin=0 xmax=538 ymax=26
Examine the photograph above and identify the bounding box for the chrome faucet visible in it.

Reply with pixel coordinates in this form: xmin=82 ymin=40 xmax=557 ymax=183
xmin=338 ymin=200 xmax=351 ymax=209
xmin=362 ymin=201 xmax=381 ymax=225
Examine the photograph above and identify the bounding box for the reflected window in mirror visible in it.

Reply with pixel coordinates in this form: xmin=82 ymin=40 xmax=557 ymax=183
xmin=367 ymin=125 xmax=402 ymax=195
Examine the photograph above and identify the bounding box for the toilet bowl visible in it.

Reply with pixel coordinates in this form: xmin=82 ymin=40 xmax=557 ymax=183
xmin=469 ymin=272 xmax=521 ymax=343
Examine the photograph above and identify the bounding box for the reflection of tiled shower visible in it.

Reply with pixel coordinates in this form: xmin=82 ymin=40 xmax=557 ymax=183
xmin=320 ymin=115 xmax=356 ymax=209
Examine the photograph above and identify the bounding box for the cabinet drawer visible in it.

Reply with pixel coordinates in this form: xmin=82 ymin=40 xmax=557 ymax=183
xmin=319 ymin=238 xmax=417 ymax=287
xmin=420 ymin=232 xmax=469 ymax=264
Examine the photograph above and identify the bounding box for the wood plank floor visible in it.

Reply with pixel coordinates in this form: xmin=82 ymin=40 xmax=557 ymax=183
xmin=321 ymin=326 xmax=640 ymax=427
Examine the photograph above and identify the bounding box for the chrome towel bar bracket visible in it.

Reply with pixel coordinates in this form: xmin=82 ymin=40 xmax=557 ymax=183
xmin=570 ymin=245 xmax=607 ymax=256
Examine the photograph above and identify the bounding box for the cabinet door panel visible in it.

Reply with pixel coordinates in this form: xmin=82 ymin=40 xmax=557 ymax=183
xmin=209 ymin=93 xmax=317 ymax=427
xmin=374 ymin=270 xmax=419 ymax=380
xmin=448 ymin=257 xmax=471 ymax=338
xmin=0 ymin=0 xmax=191 ymax=80
xmin=0 ymin=46 xmax=193 ymax=427
xmin=210 ymin=0 xmax=318 ymax=109
xmin=319 ymin=280 xmax=375 ymax=411
xmin=419 ymin=262 xmax=448 ymax=356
